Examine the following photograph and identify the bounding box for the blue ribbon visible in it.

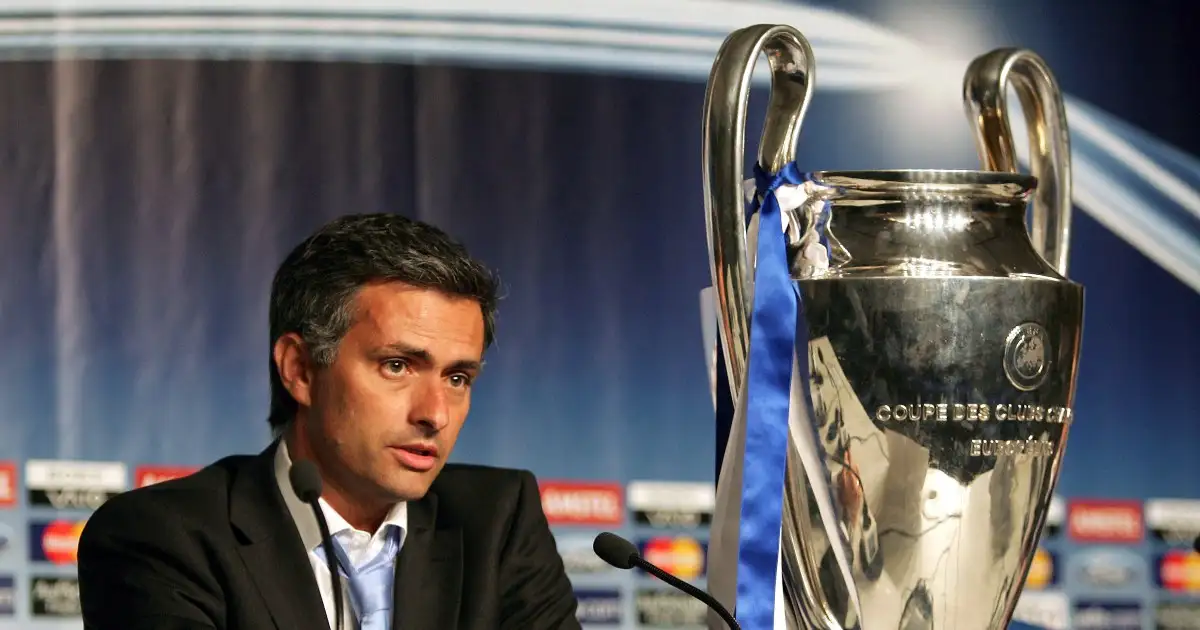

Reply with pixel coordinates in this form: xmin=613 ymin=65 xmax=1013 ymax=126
xmin=734 ymin=161 xmax=809 ymax=628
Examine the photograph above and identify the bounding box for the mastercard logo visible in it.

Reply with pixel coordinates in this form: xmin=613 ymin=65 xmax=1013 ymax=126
xmin=1160 ymin=550 xmax=1200 ymax=592
xmin=640 ymin=537 xmax=705 ymax=579
xmin=40 ymin=520 xmax=86 ymax=565
xmin=1025 ymin=548 xmax=1055 ymax=589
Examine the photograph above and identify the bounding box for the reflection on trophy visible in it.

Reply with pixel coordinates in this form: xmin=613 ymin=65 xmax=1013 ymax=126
xmin=703 ymin=24 xmax=1083 ymax=630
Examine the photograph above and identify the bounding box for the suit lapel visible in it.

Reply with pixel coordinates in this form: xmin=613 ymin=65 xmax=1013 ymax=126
xmin=230 ymin=442 xmax=330 ymax=630
xmin=393 ymin=490 xmax=463 ymax=630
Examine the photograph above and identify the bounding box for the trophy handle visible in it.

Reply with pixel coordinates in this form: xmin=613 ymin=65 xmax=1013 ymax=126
xmin=963 ymin=48 xmax=1073 ymax=275
xmin=702 ymin=24 xmax=816 ymax=394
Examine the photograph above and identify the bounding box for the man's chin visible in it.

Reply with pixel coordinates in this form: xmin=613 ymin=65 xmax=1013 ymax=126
xmin=377 ymin=472 xmax=436 ymax=503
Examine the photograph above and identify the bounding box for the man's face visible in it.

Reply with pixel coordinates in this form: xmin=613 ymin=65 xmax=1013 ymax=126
xmin=302 ymin=282 xmax=485 ymax=503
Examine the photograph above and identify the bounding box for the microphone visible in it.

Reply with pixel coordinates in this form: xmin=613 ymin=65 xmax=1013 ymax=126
xmin=592 ymin=532 xmax=742 ymax=630
xmin=289 ymin=460 xmax=345 ymax=630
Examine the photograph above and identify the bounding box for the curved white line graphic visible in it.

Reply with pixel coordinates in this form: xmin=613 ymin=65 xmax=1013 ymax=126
xmin=0 ymin=0 xmax=1196 ymax=293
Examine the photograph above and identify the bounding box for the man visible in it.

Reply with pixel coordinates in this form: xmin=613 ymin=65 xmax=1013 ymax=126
xmin=77 ymin=214 xmax=582 ymax=630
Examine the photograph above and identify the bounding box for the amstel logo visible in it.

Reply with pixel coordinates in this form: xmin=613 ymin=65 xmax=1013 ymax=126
xmin=639 ymin=536 xmax=706 ymax=579
xmin=39 ymin=520 xmax=86 ymax=565
xmin=539 ymin=481 xmax=623 ymax=526
xmin=135 ymin=466 xmax=199 ymax=488
xmin=1025 ymin=548 xmax=1055 ymax=589
xmin=1068 ymin=500 xmax=1143 ymax=543
xmin=0 ymin=462 xmax=15 ymax=508
xmin=1159 ymin=550 xmax=1200 ymax=593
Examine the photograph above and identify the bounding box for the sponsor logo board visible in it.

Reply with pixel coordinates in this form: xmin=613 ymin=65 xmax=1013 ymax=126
xmin=1146 ymin=499 xmax=1200 ymax=546
xmin=574 ymin=588 xmax=621 ymax=624
xmin=28 ymin=520 xmax=86 ymax=565
xmin=540 ymin=481 xmax=623 ymax=526
xmin=1068 ymin=500 xmax=1143 ymax=543
xmin=1074 ymin=548 xmax=1144 ymax=590
xmin=637 ymin=536 xmax=706 ymax=580
xmin=1025 ymin=548 xmax=1057 ymax=589
xmin=0 ymin=463 xmax=15 ymax=508
xmin=1012 ymin=591 xmax=1069 ymax=630
xmin=556 ymin=534 xmax=614 ymax=574
xmin=635 ymin=588 xmax=705 ymax=626
xmin=0 ymin=523 xmax=12 ymax=558
xmin=1157 ymin=601 xmax=1200 ymax=630
xmin=1072 ymin=601 xmax=1142 ymax=630
xmin=626 ymin=480 xmax=714 ymax=528
xmin=1043 ymin=495 xmax=1064 ymax=538
xmin=30 ymin=576 xmax=79 ymax=617
xmin=135 ymin=466 xmax=199 ymax=488
xmin=1158 ymin=550 xmax=1200 ymax=593
xmin=25 ymin=460 xmax=127 ymax=510
xmin=0 ymin=576 xmax=13 ymax=616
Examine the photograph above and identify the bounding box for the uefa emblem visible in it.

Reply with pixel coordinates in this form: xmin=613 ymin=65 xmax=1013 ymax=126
xmin=1003 ymin=322 xmax=1051 ymax=391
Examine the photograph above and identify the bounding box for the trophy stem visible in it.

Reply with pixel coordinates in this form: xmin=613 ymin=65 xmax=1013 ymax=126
xmin=701 ymin=24 xmax=816 ymax=396
xmin=963 ymin=49 xmax=1074 ymax=275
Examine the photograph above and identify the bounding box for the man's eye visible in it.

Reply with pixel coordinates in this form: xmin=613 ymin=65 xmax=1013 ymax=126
xmin=383 ymin=359 xmax=409 ymax=374
xmin=448 ymin=374 xmax=472 ymax=388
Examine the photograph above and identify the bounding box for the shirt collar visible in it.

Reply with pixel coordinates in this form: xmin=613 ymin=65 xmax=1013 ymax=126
xmin=274 ymin=439 xmax=408 ymax=551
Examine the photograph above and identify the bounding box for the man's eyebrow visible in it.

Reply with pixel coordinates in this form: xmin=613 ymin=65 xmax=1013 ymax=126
xmin=449 ymin=359 xmax=484 ymax=373
xmin=377 ymin=343 xmax=483 ymax=372
xmin=378 ymin=343 xmax=431 ymax=362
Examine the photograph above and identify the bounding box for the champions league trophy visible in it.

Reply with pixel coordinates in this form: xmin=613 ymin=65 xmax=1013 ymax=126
xmin=703 ymin=24 xmax=1083 ymax=630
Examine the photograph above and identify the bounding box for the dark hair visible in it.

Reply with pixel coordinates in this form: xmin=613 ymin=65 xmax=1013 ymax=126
xmin=267 ymin=213 xmax=499 ymax=432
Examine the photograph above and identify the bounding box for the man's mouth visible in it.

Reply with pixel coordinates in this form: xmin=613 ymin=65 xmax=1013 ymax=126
xmin=389 ymin=443 xmax=439 ymax=472
xmin=398 ymin=443 xmax=438 ymax=457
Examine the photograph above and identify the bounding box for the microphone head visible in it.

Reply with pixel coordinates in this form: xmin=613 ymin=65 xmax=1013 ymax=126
xmin=288 ymin=460 xmax=323 ymax=503
xmin=593 ymin=532 xmax=639 ymax=570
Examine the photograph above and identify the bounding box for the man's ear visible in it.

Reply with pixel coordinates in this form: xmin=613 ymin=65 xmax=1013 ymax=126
xmin=273 ymin=333 xmax=315 ymax=409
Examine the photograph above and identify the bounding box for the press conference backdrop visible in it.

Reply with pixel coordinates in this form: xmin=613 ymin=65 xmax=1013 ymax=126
xmin=0 ymin=0 xmax=1196 ymax=628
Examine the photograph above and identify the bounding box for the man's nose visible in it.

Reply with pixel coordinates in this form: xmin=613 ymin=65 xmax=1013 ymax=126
xmin=409 ymin=378 xmax=450 ymax=432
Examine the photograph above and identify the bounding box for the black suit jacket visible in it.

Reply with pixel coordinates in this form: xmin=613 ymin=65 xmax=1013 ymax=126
xmin=77 ymin=442 xmax=581 ymax=630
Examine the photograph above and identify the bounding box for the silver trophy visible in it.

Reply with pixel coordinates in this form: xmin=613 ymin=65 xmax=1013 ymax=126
xmin=703 ymin=24 xmax=1082 ymax=630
